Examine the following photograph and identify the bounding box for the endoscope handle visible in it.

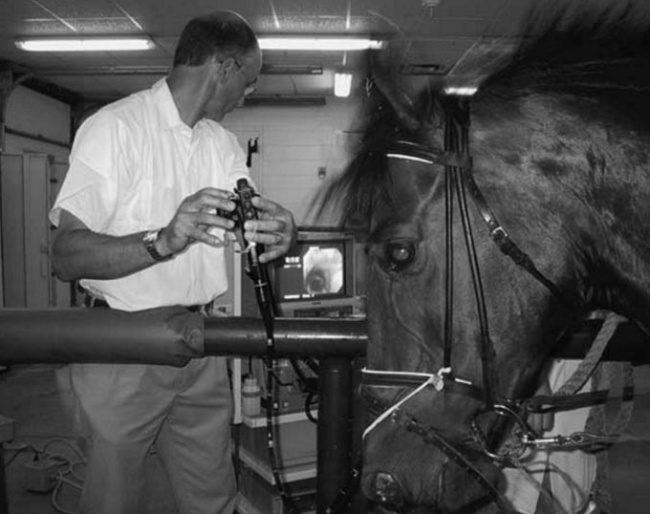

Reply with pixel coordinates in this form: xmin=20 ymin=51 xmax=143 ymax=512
xmin=232 ymin=179 xmax=276 ymax=318
xmin=234 ymin=178 xmax=258 ymax=230
xmin=233 ymin=178 xmax=263 ymax=270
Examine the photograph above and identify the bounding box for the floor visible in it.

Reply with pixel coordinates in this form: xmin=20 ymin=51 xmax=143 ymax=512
xmin=0 ymin=364 xmax=179 ymax=514
xmin=1 ymin=364 xmax=650 ymax=514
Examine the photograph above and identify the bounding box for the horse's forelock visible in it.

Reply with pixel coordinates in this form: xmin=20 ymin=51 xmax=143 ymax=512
xmin=313 ymin=89 xmax=446 ymax=231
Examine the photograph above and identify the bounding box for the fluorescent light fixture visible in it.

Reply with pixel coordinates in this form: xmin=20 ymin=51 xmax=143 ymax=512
xmin=443 ymin=86 xmax=478 ymax=96
xmin=334 ymin=72 xmax=353 ymax=97
xmin=262 ymin=64 xmax=323 ymax=75
xmin=15 ymin=37 xmax=154 ymax=52
xmin=259 ymin=37 xmax=383 ymax=51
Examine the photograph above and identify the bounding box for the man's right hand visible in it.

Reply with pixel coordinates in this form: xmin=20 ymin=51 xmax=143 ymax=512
xmin=51 ymin=188 xmax=239 ymax=282
xmin=158 ymin=187 xmax=238 ymax=255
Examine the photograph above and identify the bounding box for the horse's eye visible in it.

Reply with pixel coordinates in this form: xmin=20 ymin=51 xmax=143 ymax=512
xmin=385 ymin=242 xmax=416 ymax=272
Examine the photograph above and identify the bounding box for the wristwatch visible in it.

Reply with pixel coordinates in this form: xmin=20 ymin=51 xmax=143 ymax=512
xmin=143 ymin=229 xmax=173 ymax=262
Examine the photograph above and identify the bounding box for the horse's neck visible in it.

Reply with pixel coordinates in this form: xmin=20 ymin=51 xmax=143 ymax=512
xmin=555 ymin=124 xmax=650 ymax=329
xmin=579 ymin=174 xmax=650 ymax=332
xmin=473 ymin=96 xmax=650 ymax=332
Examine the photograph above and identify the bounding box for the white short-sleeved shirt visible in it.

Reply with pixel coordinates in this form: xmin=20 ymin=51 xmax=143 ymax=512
xmin=49 ymin=78 xmax=251 ymax=311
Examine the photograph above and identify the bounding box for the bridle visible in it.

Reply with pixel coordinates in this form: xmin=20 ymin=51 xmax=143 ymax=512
xmin=360 ymin=96 xmax=569 ymax=511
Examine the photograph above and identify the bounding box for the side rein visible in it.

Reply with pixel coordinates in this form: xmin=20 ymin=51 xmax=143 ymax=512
xmin=360 ymin=97 xmax=570 ymax=512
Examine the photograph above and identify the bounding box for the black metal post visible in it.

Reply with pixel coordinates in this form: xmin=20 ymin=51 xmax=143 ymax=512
xmin=316 ymin=357 xmax=353 ymax=513
xmin=0 ymin=445 xmax=7 ymax=514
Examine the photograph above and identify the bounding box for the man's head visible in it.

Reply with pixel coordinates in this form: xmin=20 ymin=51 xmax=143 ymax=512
xmin=171 ymin=11 xmax=262 ymax=122
xmin=173 ymin=11 xmax=258 ymax=69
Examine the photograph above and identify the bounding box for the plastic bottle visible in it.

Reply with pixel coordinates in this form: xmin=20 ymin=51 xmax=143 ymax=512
xmin=241 ymin=376 xmax=261 ymax=417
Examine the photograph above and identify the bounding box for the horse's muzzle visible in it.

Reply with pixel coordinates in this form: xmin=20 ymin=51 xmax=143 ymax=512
xmin=362 ymin=471 xmax=406 ymax=511
xmin=365 ymin=474 xmax=441 ymax=514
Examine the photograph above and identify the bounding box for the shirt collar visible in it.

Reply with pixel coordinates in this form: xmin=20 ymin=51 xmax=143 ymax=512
xmin=152 ymin=78 xmax=187 ymax=130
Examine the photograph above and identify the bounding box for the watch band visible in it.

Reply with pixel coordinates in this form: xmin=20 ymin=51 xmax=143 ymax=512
xmin=143 ymin=229 xmax=173 ymax=262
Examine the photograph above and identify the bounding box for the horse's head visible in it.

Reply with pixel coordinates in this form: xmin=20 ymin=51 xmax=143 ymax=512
xmin=352 ymin=98 xmax=562 ymax=513
xmin=313 ymin=2 xmax=650 ymax=512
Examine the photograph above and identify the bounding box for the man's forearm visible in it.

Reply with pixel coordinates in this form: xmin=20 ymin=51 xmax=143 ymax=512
xmin=51 ymin=228 xmax=158 ymax=282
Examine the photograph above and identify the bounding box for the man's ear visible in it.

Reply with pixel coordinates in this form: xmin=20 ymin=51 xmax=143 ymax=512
xmin=214 ymin=56 xmax=237 ymax=82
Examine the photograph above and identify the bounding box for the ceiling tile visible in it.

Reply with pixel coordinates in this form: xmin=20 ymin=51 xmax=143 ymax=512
xmin=0 ymin=0 xmax=528 ymax=103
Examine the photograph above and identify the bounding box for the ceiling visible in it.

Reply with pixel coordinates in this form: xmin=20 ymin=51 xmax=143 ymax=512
xmin=0 ymin=0 xmax=534 ymax=104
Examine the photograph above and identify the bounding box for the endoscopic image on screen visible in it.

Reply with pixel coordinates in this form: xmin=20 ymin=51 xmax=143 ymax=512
xmin=302 ymin=246 xmax=343 ymax=296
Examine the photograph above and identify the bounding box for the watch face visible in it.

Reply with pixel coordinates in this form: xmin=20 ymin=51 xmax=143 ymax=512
xmin=144 ymin=229 xmax=171 ymax=261
xmin=144 ymin=230 xmax=158 ymax=242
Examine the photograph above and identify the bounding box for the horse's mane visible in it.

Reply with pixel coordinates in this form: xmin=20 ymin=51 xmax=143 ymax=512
xmin=482 ymin=1 xmax=650 ymax=109
xmin=311 ymin=0 xmax=650 ymax=231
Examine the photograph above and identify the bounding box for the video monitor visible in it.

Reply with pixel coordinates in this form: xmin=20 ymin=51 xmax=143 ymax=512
xmin=273 ymin=235 xmax=352 ymax=302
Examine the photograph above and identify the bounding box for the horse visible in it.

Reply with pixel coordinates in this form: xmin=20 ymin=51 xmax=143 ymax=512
xmin=312 ymin=1 xmax=650 ymax=512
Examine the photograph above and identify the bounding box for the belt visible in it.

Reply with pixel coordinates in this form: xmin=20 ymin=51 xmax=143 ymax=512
xmin=83 ymin=295 xmax=209 ymax=313
xmin=83 ymin=296 xmax=109 ymax=308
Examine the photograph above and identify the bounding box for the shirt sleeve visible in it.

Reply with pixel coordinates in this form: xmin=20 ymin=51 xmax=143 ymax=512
xmin=49 ymin=112 xmax=123 ymax=232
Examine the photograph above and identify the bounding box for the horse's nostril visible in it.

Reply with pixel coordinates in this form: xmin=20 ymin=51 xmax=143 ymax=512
xmin=370 ymin=471 xmax=405 ymax=506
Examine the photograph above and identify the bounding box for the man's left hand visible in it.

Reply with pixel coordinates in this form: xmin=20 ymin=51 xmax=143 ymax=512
xmin=242 ymin=195 xmax=297 ymax=263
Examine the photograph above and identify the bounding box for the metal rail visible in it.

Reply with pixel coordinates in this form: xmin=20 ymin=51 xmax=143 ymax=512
xmin=0 ymin=308 xmax=648 ymax=513
xmin=0 ymin=309 xmax=367 ymax=514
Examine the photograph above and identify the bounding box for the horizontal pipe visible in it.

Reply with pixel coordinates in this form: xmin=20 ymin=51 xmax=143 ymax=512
xmin=203 ymin=317 xmax=367 ymax=357
xmin=0 ymin=307 xmax=204 ymax=366
xmin=0 ymin=308 xmax=647 ymax=364
xmin=0 ymin=308 xmax=366 ymax=364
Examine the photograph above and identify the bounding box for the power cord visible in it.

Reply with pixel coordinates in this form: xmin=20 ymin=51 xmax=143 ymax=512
xmin=4 ymin=438 xmax=85 ymax=514
xmin=43 ymin=438 xmax=85 ymax=514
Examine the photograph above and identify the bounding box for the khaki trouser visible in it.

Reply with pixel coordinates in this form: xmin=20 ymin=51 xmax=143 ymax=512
xmin=70 ymin=356 xmax=235 ymax=514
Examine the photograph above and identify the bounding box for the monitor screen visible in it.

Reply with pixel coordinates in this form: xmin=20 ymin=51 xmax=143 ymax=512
xmin=273 ymin=236 xmax=351 ymax=302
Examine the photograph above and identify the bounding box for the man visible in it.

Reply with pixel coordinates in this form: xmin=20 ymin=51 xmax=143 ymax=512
xmin=49 ymin=11 xmax=296 ymax=514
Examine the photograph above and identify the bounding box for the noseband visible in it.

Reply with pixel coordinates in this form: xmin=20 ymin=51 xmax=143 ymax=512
xmin=361 ymin=97 xmax=567 ymax=510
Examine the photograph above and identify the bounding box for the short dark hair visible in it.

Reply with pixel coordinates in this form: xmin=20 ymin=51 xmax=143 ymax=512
xmin=173 ymin=11 xmax=258 ymax=67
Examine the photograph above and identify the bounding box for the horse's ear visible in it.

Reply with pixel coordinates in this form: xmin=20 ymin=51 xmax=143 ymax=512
xmin=414 ymin=85 xmax=443 ymax=131
xmin=367 ymin=48 xmax=424 ymax=132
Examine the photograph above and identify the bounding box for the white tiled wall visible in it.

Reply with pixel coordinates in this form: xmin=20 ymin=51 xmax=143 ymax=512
xmin=3 ymin=85 xmax=72 ymax=307
xmin=224 ymin=98 xmax=356 ymax=225
xmin=4 ymin=86 xmax=71 ymax=164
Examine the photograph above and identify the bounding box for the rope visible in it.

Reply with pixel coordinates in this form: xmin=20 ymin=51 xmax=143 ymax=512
xmin=554 ymin=313 xmax=627 ymax=397
xmin=586 ymin=364 xmax=611 ymax=514
xmin=586 ymin=360 xmax=635 ymax=513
